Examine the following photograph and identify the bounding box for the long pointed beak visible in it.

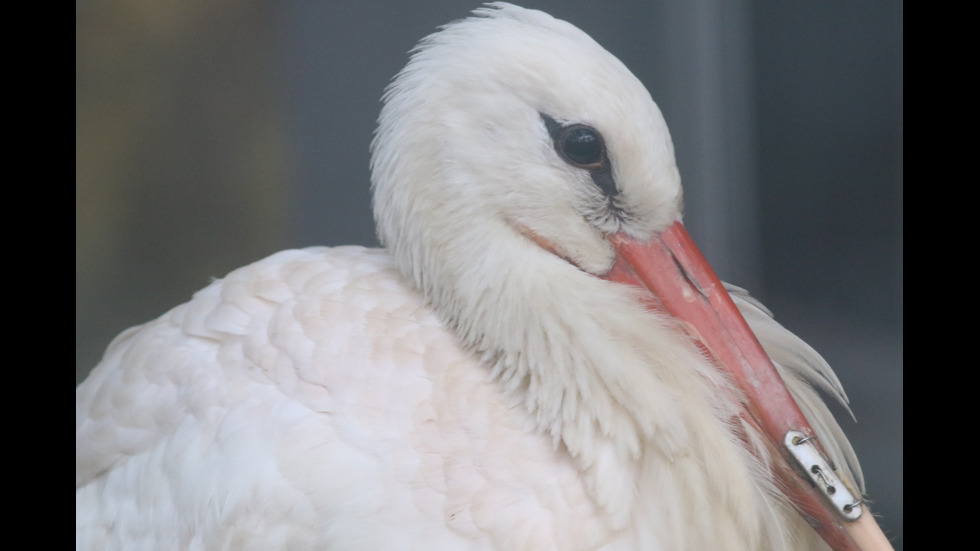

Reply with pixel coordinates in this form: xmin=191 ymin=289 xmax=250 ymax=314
xmin=602 ymin=221 xmax=892 ymax=551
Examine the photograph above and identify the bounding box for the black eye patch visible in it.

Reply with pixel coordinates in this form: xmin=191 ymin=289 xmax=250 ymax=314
xmin=542 ymin=114 xmax=618 ymax=197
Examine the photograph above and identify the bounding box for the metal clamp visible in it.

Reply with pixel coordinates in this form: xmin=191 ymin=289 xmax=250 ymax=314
xmin=784 ymin=430 xmax=862 ymax=521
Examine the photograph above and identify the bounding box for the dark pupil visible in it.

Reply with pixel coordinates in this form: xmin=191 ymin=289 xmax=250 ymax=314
xmin=562 ymin=128 xmax=602 ymax=165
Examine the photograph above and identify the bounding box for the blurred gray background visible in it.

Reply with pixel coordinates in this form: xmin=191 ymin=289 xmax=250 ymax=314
xmin=76 ymin=1 xmax=902 ymax=548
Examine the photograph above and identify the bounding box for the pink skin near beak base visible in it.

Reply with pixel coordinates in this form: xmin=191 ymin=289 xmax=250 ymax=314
xmin=602 ymin=221 xmax=893 ymax=551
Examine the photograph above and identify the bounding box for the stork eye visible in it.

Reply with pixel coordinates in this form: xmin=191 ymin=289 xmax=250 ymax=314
xmin=557 ymin=125 xmax=604 ymax=168
xmin=541 ymin=114 xmax=618 ymax=197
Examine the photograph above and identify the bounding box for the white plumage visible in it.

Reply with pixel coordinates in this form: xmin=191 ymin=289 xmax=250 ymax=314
xmin=76 ymin=4 xmax=882 ymax=550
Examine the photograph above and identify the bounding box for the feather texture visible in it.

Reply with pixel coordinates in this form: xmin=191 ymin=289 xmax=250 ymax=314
xmin=78 ymin=246 xmax=855 ymax=550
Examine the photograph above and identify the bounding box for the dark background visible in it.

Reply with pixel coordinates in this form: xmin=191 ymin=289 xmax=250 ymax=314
xmin=77 ymin=2 xmax=902 ymax=547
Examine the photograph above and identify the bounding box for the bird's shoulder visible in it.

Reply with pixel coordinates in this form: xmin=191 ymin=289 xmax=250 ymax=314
xmin=76 ymin=246 xmax=605 ymax=549
xmin=76 ymin=245 xmax=441 ymax=479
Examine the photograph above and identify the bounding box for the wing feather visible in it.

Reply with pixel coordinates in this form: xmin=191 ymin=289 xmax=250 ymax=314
xmin=726 ymin=283 xmax=865 ymax=494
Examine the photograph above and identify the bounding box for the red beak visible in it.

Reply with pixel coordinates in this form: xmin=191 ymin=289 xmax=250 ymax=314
xmin=603 ymin=221 xmax=892 ymax=551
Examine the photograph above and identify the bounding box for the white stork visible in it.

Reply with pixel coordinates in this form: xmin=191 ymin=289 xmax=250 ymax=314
xmin=76 ymin=4 xmax=893 ymax=550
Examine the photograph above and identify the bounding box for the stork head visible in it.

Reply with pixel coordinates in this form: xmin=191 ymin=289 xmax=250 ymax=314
xmin=371 ymin=3 xmax=680 ymax=279
xmin=370 ymin=4 xmax=888 ymax=550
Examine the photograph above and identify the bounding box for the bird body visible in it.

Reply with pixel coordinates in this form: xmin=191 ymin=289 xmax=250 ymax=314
xmin=77 ymin=246 xmax=831 ymax=550
xmin=77 ymin=4 xmax=885 ymax=550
